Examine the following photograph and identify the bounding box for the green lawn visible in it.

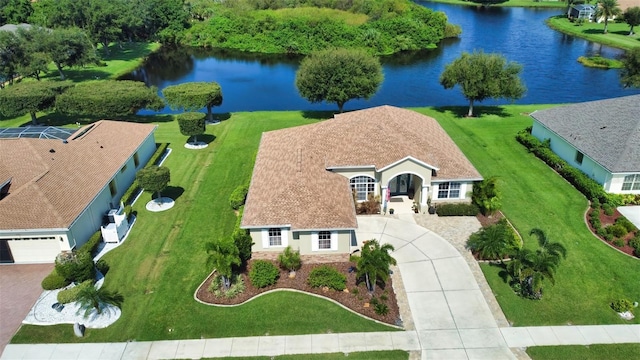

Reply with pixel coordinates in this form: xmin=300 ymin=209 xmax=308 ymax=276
xmin=416 ymin=105 xmax=640 ymax=327
xmin=547 ymin=16 xmax=640 ymax=51
xmin=209 ymin=351 xmax=409 ymax=360
xmin=423 ymin=0 xmax=565 ymax=8
xmin=11 ymin=111 xmax=396 ymax=344
xmin=528 ymin=344 xmax=640 ymax=360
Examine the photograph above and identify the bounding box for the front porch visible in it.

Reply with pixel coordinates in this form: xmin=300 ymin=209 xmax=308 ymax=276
xmin=386 ymin=195 xmax=417 ymax=215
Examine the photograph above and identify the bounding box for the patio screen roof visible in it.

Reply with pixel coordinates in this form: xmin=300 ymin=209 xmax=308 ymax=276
xmin=0 ymin=126 xmax=76 ymax=141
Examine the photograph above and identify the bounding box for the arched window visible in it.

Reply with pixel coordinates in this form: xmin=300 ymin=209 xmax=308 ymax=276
xmin=350 ymin=176 xmax=375 ymax=201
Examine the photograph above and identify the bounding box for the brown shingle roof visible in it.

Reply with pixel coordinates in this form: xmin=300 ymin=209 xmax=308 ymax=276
xmin=242 ymin=106 xmax=481 ymax=230
xmin=0 ymin=120 xmax=156 ymax=230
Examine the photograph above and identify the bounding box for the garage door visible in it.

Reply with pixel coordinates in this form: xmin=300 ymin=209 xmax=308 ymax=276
xmin=6 ymin=238 xmax=60 ymax=263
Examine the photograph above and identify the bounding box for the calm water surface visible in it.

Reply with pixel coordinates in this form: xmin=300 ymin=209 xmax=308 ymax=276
xmin=124 ymin=2 xmax=640 ymax=114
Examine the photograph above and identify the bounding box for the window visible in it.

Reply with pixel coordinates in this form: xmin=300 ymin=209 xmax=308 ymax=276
xmin=437 ymin=182 xmax=461 ymax=199
xmin=575 ymin=151 xmax=584 ymax=165
xmin=350 ymin=176 xmax=375 ymax=201
xmin=120 ymin=164 xmax=128 ymax=173
xmin=318 ymin=231 xmax=331 ymax=250
xmin=268 ymin=228 xmax=282 ymax=247
xmin=133 ymin=152 xmax=140 ymax=168
xmin=622 ymin=174 xmax=640 ymax=191
xmin=108 ymin=180 xmax=117 ymax=197
xmin=293 ymin=232 xmax=299 ymax=240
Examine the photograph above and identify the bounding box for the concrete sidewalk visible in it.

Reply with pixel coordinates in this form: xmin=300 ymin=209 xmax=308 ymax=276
xmin=2 ymin=325 xmax=639 ymax=360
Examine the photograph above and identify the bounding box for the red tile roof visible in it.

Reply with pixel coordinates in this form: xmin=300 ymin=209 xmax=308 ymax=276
xmin=242 ymin=106 xmax=481 ymax=230
xmin=0 ymin=120 xmax=156 ymax=230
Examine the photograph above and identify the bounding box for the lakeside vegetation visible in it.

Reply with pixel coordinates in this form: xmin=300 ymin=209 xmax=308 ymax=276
xmin=578 ymin=55 xmax=623 ymax=68
xmin=419 ymin=0 xmax=566 ymax=8
xmin=181 ymin=0 xmax=460 ymax=55
xmin=548 ymin=15 xmax=640 ymax=51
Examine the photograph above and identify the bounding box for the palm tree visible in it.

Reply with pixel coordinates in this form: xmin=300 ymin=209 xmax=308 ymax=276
xmin=472 ymin=176 xmax=502 ymax=216
xmin=76 ymin=285 xmax=124 ymax=318
xmin=529 ymin=228 xmax=567 ymax=260
xmin=467 ymin=222 xmax=511 ymax=262
xmin=596 ymin=0 xmax=622 ymax=34
xmin=206 ymin=238 xmax=240 ymax=290
xmin=356 ymin=239 xmax=396 ymax=292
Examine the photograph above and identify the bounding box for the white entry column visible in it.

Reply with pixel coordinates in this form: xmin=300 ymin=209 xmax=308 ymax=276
xmin=421 ymin=185 xmax=429 ymax=205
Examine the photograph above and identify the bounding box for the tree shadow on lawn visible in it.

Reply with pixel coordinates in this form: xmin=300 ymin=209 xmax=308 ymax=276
xmin=301 ymin=110 xmax=335 ymax=120
xmin=211 ymin=112 xmax=232 ymax=122
xmin=432 ymin=105 xmax=510 ymax=118
xmin=40 ymin=69 xmax=112 ymax=82
xmin=128 ymin=114 xmax=174 ymax=123
xmin=191 ymin=134 xmax=216 ymax=144
xmin=155 ymin=186 xmax=184 ymax=202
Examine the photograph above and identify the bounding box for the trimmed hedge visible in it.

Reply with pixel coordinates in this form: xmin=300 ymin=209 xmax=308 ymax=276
xmin=435 ymin=203 xmax=479 ymax=216
xmin=54 ymin=251 xmax=95 ymax=283
xmin=57 ymin=280 xmax=94 ymax=304
xmin=78 ymin=231 xmax=102 ymax=257
xmin=248 ymin=260 xmax=279 ymax=288
xmin=307 ymin=265 xmax=346 ymax=291
xmin=229 ymin=184 xmax=248 ymax=210
xmin=41 ymin=269 xmax=71 ymax=290
xmin=516 ymin=129 xmax=608 ymax=204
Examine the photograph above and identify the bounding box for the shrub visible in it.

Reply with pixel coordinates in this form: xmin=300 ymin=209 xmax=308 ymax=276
xmin=472 ymin=177 xmax=501 ymax=216
xmin=629 ymin=236 xmax=640 ymax=256
xmin=55 ymin=251 xmax=96 ymax=283
xmin=591 ymin=198 xmax=600 ymax=209
xmin=229 ymin=184 xmax=249 ymax=210
xmin=177 ymin=112 xmax=206 ymax=141
xmin=41 ymin=269 xmax=71 ymax=290
xmin=308 ymin=265 xmax=346 ymax=291
xmin=615 ymin=217 xmax=637 ymax=233
xmin=611 ymin=298 xmax=634 ymax=313
xmin=604 ymin=233 xmax=614 ymax=242
xmin=613 ymin=238 xmax=625 ymax=247
xmin=373 ymin=302 xmax=389 ymax=316
xmin=121 ymin=181 xmax=141 ymax=205
xmin=357 ymin=194 xmax=381 ymax=214
xmin=249 ymin=260 xmax=279 ymax=288
xmin=467 ymin=219 xmax=519 ymax=260
xmin=278 ymin=246 xmax=302 ymax=272
xmin=57 ymin=280 xmax=94 ymax=304
xmin=435 ymin=203 xmax=479 ymax=216
xmin=233 ymin=228 xmax=253 ymax=265
xmin=147 ymin=143 xmax=169 ymax=167
xmin=124 ymin=205 xmax=133 ymax=221
xmin=96 ymin=259 xmax=110 ymax=275
xmin=596 ymin=227 xmax=607 ymax=238
xmin=602 ymin=203 xmax=614 ymax=216
xmin=607 ymin=224 xmax=628 ymax=238
xmin=78 ymin=231 xmax=102 ymax=257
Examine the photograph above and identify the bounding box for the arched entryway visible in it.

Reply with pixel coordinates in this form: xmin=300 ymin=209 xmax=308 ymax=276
xmin=383 ymin=173 xmax=425 ymax=214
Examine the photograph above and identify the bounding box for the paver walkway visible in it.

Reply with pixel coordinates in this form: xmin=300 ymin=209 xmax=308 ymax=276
xmin=3 ymin=216 xmax=639 ymax=360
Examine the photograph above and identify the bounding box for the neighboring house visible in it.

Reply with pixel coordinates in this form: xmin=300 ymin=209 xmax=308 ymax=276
xmin=530 ymin=94 xmax=640 ymax=195
xmin=241 ymin=106 xmax=482 ymax=262
xmin=568 ymin=4 xmax=596 ymax=21
xmin=0 ymin=121 xmax=157 ymax=264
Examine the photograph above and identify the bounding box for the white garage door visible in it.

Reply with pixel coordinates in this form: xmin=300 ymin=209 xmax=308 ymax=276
xmin=7 ymin=238 xmax=61 ymax=263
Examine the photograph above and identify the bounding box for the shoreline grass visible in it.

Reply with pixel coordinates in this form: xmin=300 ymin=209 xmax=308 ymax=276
xmin=547 ymin=16 xmax=640 ymax=51
xmin=577 ymin=56 xmax=623 ymax=69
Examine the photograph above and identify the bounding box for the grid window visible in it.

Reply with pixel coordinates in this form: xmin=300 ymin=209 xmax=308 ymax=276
xmin=622 ymin=174 xmax=640 ymax=191
xmin=437 ymin=182 xmax=461 ymax=199
xmin=318 ymin=231 xmax=332 ymax=250
xmin=575 ymin=151 xmax=584 ymax=165
xmin=268 ymin=228 xmax=282 ymax=246
xmin=350 ymin=176 xmax=375 ymax=201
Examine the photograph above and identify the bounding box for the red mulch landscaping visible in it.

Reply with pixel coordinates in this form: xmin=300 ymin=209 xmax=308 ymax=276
xmin=586 ymin=208 xmax=638 ymax=258
xmin=196 ymin=260 xmax=401 ymax=326
xmin=476 ymin=211 xmax=505 ymax=228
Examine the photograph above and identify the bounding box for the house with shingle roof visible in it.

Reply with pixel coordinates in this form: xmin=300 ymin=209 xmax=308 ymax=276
xmin=0 ymin=121 xmax=157 ymax=263
xmin=241 ymin=106 xmax=482 ymax=262
xmin=531 ymin=94 xmax=640 ymax=195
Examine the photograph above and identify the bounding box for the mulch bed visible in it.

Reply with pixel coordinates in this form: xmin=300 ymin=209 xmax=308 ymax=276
xmin=586 ymin=208 xmax=638 ymax=258
xmin=196 ymin=260 xmax=401 ymax=326
xmin=476 ymin=211 xmax=505 ymax=228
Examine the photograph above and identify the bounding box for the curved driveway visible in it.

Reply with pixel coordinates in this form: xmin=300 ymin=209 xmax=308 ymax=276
xmin=356 ymin=215 xmax=516 ymax=359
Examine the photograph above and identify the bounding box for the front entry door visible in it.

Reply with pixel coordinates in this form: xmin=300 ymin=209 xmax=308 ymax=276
xmin=390 ymin=174 xmax=411 ymax=196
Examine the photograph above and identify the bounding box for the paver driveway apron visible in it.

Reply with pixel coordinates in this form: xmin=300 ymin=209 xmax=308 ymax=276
xmin=356 ymin=216 xmax=515 ymax=359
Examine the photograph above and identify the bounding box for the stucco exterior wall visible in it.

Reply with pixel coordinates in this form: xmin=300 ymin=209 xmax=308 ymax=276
xmin=380 ymin=158 xmax=432 ymax=186
xmin=608 ymin=173 xmax=640 ymax=194
xmin=430 ymin=181 xmax=474 ymax=203
xmin=532 ymin=121 xmax=615 ymax=191
xmin=249 ymin=228 xmax=352 ymax=256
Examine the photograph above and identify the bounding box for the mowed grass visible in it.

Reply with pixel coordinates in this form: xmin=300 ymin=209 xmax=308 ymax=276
xmin=548 ymin=16 xmax=640 ymax=51
xmin=415 ymin=105 xmax=640 ymax=327
xmin=11 ymin=111 xmax=396 ymax=344
xmin=527 ymin=344 xmax=640 ymax=360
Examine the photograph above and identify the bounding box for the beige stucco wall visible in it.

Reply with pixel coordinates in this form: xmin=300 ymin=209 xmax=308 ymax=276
xmin=380 ymin=158 xmax=432 ymax=186
xmin=249 ymin=228 xmax=352 ymax=255
xmin=430 ymin=181 xmax=474 ymax=203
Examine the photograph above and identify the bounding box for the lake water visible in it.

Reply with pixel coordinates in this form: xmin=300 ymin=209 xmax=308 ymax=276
xmin=123 ymin=2 xmax=640 ymax=114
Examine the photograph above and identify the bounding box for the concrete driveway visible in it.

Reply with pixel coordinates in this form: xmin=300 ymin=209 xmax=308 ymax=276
xmin=618 ymin=206 xmax=640 ymax=229
xmin=0 ymin=264 xmax=53 ymax=355
xmin=356 ymin=216 xmax=516 ymax=359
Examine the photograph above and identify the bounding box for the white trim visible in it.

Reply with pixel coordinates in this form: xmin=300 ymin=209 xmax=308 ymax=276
xmin=431 ymin=178 xmax=482 ymax=183
xmin=261 ymin=229 xmax=269 ymax=248
xmin=312 ymin=230 xmax=337 ymax=252
xmin=242 ymin=224 xmax=291 ymax=230
xmin=311 ymin=232 xmax=318 ymax=251
xmin=330 ymin=232 xmax=338 ymax=251
xmin=379 ymin=156 xmax=439 ymax=172
xmin=350 ymin=175 xmax=376 ymax=202
xmin=326 ymin=165 xmax=376 ymax=170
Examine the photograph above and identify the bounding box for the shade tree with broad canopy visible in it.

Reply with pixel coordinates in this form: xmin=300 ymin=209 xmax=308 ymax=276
xmin=0 ymin=81 xmax=71 ymax=124
xmin=439 ymin=51 xmax=526 ymax=117
xmin=162 ymin=82 xmax=223 ymax=123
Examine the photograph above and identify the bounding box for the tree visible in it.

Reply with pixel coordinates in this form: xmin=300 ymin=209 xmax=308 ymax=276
xmin=506 ymin=229 xmax=566 ymax=299
xmin=56 ymin=80 xmax=165 ymax=118
xmin=176 ymin=112 xmax=206 ymax=143
xmin=0 ymin=81 xmax=71 ymax=124
xmin=623 ymin=7 xmax=640 ymax=35
xmin=295 ymin=48 xmax=383 ymax=113
xmin=85 ymin=0 xmax=124 ymax=54
xmin=278 ymin=246 xmax=302 ymax=273
xmin=620 ymin=47 xmax=640 ymax=88
xmin=0 ymin=30 xmax=22 ymax=86
xmin=136 ymin=165 xmax=171 ymax=203
xmin=355 ymin=239 xmax=396 ymax=292
xmin=596 ymin=0 xmax=621 ymax=34
xmin=440 ymin=51 xmax=526 ymax=117
xmin=1 ymin=0 xmax=34 ymax=25
xmin=205 ymin=238 xmax=241 ymax=290
xmin=76 ymin=285 xmax=124 ymax=317
xmin=15 ymin=26 xmax=51 ymax=80
xmin=42 ymin=27 xmax=97 ymax=80
xmin=472 ymin=176 xmax=501 ymax=216
xmin=162 ymin=82 xmax=223 ymax=123
xmin=466 ymin=220 xmax=518 ymax=263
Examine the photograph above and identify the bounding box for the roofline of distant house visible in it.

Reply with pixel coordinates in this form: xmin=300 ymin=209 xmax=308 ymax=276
xmin=241 ymin=224 xmax=292 ymax=229
xmin=240 ymin=224 xmax=357 ymax=231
